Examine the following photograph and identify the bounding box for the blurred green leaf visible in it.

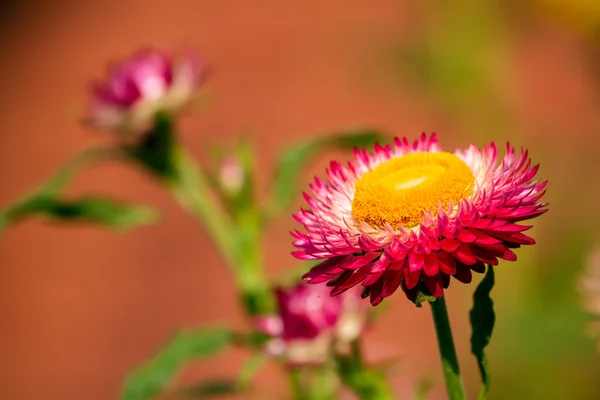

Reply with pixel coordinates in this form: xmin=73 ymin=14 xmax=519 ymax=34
xmin=121 ymin=328 xmax=235 ymax=400
xmin=470 ymin=266 xmax=496 ymax=400
xmin=178 ymin=378 xmax=239 ymax=398
xmin=0 ymin=196 xmax=158 ymax=232
xmin=236 ymin=353 xmax=266 ymax=390
xmin=0 ymin=148 xmax=122 ymax=234
xmin=265 ymin=129 xmax=388 ymax=220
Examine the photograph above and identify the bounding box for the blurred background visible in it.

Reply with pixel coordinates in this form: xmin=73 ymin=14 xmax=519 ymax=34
xmin=1 ymin=0 xmax=600 ymax=399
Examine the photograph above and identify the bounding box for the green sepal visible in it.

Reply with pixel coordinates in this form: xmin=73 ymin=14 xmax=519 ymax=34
xmin=126 ymin=113 xmax=177 ymax=179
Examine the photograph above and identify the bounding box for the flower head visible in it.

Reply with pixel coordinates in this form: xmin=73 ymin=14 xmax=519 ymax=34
xmin=86 ymin=49 xmax=205 ymax=134
xmin=292 ymin=134 xmax=547 ymax=305
xmin=255 ymin=283 xmax=366 ymax=365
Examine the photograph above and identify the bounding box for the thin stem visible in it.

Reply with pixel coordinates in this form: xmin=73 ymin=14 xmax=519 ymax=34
xmin=429 ymin=295 xmax=467 ymax=400
xmin=168 ymin=146 xmax=237 ymax=266
xmin=168 ymin=145 xmax=273 ymax=316
xmin=288 ymin=368 xmax=307 ymax=400
xmin=337 ymin=340 xmax=395 ymax=400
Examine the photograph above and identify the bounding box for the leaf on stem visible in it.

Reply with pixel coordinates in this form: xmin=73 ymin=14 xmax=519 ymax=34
xmin=121 ymin=328 xmax=235 ymax=400
xmin=265 ymin=130 xmax=388 ymax=220
xmin=0 ymin=148 xmax=123 ymax=233
xmin=236 ymin=353 xmax=266 ymax=390
xmin=1 ymin=196 xmax=158 ymax=232
xmin=177 ymin=378 xmax=239 ymax=398
xmin=469 ymin=266 xmax=495 ymax=400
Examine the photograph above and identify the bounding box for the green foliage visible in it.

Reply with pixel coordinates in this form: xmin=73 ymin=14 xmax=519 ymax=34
xmin=335 ymin=342 xmax=395 ymax=400
xmin=0 ymin=147 xmax=157 ymax=233
xmin=178 ymin=379 xmax=239 ymax=398
xmin=0 ymin=196 xmax=158 ymax=232
xmin=265 ymin=129 xmax=388 ymax=220
xmin=470 ymin=266 xmax=496 ymax=400
xmin=121 ymin=328 xmax=235 ymax=400
xmin=126 ymin=113 xmax=177 ymax=178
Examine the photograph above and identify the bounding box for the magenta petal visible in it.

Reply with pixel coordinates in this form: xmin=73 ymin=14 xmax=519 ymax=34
xmin=457 ymin=229 xmax=478 ymax=243
xmin=440 ymin=238 xmax=461 ymax=252
xmin=381 ymin=270 xmax=404 ymax=298
xmin=369 ymin=277 xmax=386 ymax=306
xmin=403 ymin=266 xmax=421 ymax=289
xmin=423 ymin=252 xmax=440 ymax=276
xmin=453 ymin=265 xmax=473 ymax=284
xmin=340 ymin=252 xmax=379 ymax=270
xmin=453 ymin=245 xmax=477 ymax=265
xmin=362 ymin=254 xmax=391 ymax=286
xmin=438 ymin=252 xmax=457 ymax=275
xmin=423 ymin=275 xmax=443 ymax=298
xmin=408 ymin=252 xmax=425 ymax=272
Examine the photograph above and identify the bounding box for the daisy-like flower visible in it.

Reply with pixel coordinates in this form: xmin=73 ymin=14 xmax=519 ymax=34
xmin=579 ymin=249 xmax=600 ymax=352
xmin=86 ymin=49 xmax=205 ymax=135
xmin=292 ymin=133 xmax=547 ymax=305
xmin=255 ymin=284 xmax=366 ymax=365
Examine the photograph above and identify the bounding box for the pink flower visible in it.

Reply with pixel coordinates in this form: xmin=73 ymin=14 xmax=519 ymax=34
xmin=86 ymin=49 xmax=205 ymax=134
xmin=292 ymin=133 xmax=548 ymax=305
xmin=255 ymin=284 xmax=366 ymax=365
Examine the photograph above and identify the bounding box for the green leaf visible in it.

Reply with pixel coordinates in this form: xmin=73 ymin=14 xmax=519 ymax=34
xmin=121 ymin=328 xmax=235 ymax=400
xmin=264 ymin=130 xmax=388 ymax=220
xmin=0 ymin=148 xmax=122 ymax=234
xmin=469 ymin=266 xmax=496 ymax=400
xmin=1 ymin=196 xmax=158 ymax=232
xmin=178 ymin=378 xmax=239 ymax=398
xmin=236 ymin=353 xmax=266 ymax=390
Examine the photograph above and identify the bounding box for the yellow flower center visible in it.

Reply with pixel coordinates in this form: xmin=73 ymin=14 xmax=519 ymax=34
xmin=351 ymin=152 xmax=475 ymax=228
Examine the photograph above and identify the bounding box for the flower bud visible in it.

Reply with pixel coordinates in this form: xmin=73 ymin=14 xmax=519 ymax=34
xmin=86 ymin=49 xmax=205 ymax=135
xmin=255 ymin=283 xmax=366 ymax=365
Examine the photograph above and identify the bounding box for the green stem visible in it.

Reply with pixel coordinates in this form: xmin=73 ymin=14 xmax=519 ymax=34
xmin=337 ymin=340 xmax=395 ymax=400
xmin=168 ymin=146 xmax=237 ymax=266
xmin=429 ymin=295 xmax=467 ymax=400
xmin=168 ymin=145 xmax=273 ymax=316
xmin=288 ymin=368 xmax=307 ymax=400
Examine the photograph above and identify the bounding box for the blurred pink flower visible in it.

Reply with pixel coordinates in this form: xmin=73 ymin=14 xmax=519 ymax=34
xmin=86 ymin=49 xmax=205 ymax=134
xmin=255 ymin=283 xmax=367 ymax=365
xmin=580 ymin=249 xmax=600 ymax=352
xmin=292 ymin=133 xmax=548 ymax=305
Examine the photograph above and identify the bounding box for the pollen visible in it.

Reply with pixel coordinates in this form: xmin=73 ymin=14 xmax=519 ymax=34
xmin=351 ymin=152 xmax=475 ymax=228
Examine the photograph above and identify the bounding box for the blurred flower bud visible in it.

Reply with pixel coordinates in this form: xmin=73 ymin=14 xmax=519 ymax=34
xmin=219 ymin=155 xmax=244 ymax=195
xmin=255 ymin=283 xmax=367 ymax=365
xmin=86 ymin=49 xmax=205 ymax=136
xmin=579 ymin=248 xmax=600 ymax=352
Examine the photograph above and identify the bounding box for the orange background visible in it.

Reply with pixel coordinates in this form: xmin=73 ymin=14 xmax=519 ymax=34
xmin=1 ymin=1 xmax=600 ymax=399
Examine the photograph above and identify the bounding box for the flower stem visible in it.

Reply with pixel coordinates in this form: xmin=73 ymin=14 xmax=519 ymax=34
xmin=336 ymin=340 xmax=395 ymax=400
xmin=168 ymin=146 xmax=237 ymax=266
xmin=288 ymin=368 xmax=307 ymax=400
xmin=429 ymin=295 xmax=467 ymax=400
